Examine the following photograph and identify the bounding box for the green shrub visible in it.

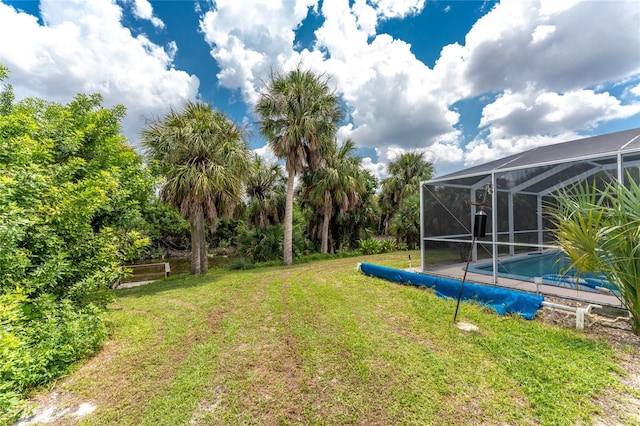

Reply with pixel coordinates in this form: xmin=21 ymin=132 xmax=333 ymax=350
xmin=379 ymin=238 xmax=398 ymax=253
xmin=0 ymin=291 xmax=106 ymax=423
xmin=358 ymin=238 xmax=382 ymax=255
xmin=548 ymin=178 xmax=640 ymax=334
xmin=226 ymin=258 xmax=255 ymax=270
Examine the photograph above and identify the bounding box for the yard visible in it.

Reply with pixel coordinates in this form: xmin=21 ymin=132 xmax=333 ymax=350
xmin=20 ymin=251 xmax=640 ymax=425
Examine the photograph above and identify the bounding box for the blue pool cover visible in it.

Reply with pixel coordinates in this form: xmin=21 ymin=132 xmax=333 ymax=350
xmin=359 ymin=263 xmax=544 ymax=320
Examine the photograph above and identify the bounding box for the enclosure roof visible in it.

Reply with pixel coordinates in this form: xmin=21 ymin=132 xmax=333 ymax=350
xmin=426 ymin=127 xmax=640 ymax=189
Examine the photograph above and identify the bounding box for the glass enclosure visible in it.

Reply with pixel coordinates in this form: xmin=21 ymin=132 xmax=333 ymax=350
xmin=420 ymin=129 xmax=640 ymax=285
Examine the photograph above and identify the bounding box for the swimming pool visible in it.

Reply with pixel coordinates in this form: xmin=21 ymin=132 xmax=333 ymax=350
xmin=467 ymin=250 xmax=616 ymax=293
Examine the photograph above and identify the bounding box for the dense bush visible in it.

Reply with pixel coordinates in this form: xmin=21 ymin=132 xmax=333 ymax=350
xmin=0 ymin=66 xmax=154 ymax=422
xmin=237 ymin=224 xmax=285 ymax=263
xmin=358 ymin=238 xmax=401 ymax=255
xmin=141 ymin=199 xmax=190 ymax=256
xmin=226 ymin=257 xmax=255 ymax=270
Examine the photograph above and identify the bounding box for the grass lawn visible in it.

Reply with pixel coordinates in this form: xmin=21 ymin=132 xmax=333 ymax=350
xmin=28 ymin=250 xmax=639 ymax=425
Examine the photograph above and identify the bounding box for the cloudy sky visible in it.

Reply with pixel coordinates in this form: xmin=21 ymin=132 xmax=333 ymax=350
xmin=1 ymin=0 xmax=639 ymax=178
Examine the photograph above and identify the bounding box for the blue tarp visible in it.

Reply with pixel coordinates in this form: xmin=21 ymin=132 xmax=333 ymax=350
xmin=359 ymin=263 xmax=544 ymax=320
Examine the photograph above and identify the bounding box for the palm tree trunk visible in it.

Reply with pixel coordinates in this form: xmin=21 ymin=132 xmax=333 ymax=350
xmin=321 ymin=191 xmax=331 ymax=254
xmin=190 ymin=210 xmax=204 ymax=274
xmin=283 ymin=170 xmax=295 ymax=265
xmin=200 ymin=224 xmax=208 ymax=273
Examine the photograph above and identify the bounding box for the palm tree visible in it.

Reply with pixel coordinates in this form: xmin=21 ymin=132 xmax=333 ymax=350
xmin=334 ymin=169 xmax=380 ymax=251
xmin=380 ymin=151 xmax=434 ymax=235
xmin=300 ymin=139 xmax=364 ymax=254
xmin=141 ymin=101 xmax=250 ymax=274
xmin=547 ymin=178 xmax=640 ymax=334
xmin=256 ymin=66 xmax=342 ymax=265
xmin=390 ymin=194 xmax=421 ymax=249
xmin=245 ymin=154 xmax=286 ymax=229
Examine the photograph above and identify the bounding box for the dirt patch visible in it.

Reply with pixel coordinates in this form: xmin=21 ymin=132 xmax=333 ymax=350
xmin=539 ymin=296 xmax=639 ymax=347
xmin=15 ymin=393 xmax=96 ymax=426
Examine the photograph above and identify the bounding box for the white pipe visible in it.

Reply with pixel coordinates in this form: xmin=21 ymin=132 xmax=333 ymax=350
xmin=542 ymin=301 xmax=577 ymax=312
xmin=541 ymin=302 xmax=603 ymax=330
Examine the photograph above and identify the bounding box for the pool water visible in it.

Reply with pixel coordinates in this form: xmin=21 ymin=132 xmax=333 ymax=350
xmin=467 ymin=251 xmax=616 ymax=293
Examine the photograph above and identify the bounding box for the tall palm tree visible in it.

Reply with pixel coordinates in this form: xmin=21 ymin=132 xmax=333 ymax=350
xmin=141 ymin=101 xmax=250 ymax=274
xmin=245 ymin=154 xmax=286 ymax=229
xmin=380 ymin=151 xmax=434 ymax=235
xmin=300 ymin=139 xmax=364 ymax=254
xmin=256 ymin=66 xmax=342 ymax=265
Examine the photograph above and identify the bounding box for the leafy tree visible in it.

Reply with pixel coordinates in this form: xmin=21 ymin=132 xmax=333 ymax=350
xmin=245 ymin=154 xmax=286 ymax=229
xmin=256 ymin=66 xmax=342 ymax=265
xmin=142 ymin=101 xmax=250 ymax=274
xmin=380 ymin=151 xmax=434 ymax=235
xmin=141 ymin=198 xmax=191 ymax=255
xmin=547 ymin=179 xmax=640 ymax=334
xmin=0 ymin=64 xmax=13 ymax=116
xmin=0 ymin=71 xmax=155 ymax=422
xmin=1 ymin=92 xmax=153 ymax=300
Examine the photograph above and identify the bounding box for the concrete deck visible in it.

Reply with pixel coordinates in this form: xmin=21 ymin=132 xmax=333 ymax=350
xmin=417 ymin=261 xmax=624 ymax=308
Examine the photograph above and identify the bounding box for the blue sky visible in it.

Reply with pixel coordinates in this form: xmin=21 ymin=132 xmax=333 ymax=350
xmin=1 ymin=0 xmax=639 ymax=178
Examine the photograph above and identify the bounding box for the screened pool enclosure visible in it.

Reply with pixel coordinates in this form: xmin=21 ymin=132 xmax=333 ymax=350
xmin=420 ymin=127 xmax=640 ymax=284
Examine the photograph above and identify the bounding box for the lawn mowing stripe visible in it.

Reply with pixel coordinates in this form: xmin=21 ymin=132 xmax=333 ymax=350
xmin=43 ymin=251 xmax=634 ymax=425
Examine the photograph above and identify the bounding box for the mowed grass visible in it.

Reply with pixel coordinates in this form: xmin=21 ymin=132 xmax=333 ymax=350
xmin=53 ymin=250 xmax=636 ymax=425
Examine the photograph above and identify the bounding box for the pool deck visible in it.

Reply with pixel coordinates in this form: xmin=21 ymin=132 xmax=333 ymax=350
xmin=416 ymin=260 xmax=624 ymax=308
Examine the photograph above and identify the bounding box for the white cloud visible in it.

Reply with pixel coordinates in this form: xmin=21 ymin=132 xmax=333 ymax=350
xmin=456 ymin=0 xmax=640 ymax=95
xmin=530 ymin=25 xmax=555 ymax=44
xmin=316 ymin=1 xmax=463 ymax=153
xmin=131 ymin=0 xmax=165 ymax=29
xmin=464 ymin=131 xmax=581 ymax=166
xmin=464 ymin=83 xmax=640 ymax=165
xmin=479 ymin=85 xmax=640 ymax=138
xmin=200 ymin=0 xmax=463 ymax=160
xmin=360 ymin=156 xmax=387 ymax=180
xmin=429 ymin=0 xmax=640 ymax=170
xmin=371 ymin=0 xmax=426 ymax=19
xmin=427 ymin=142 xmax=464 ymax=166
xmin=199 ymin=0 xmax=317 ymax=104
xmin=0 ymin=0 xmax=198 ymax=146
xmin=5 ymin=0 xmax=636 ymax=177
xmin=253 ymin=145 xmax=278 ymax=164
xmin=199 ymin=0 xmax=640 ymax=175
xmin=129 ymin=0 xmax=165 ymax=29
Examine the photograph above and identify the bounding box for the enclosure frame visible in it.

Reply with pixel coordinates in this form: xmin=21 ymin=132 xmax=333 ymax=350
xmin=420 ymin=128 xmax=640 ymax=285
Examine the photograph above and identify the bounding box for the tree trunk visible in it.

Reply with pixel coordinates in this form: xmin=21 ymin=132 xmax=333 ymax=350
xmin=384 ymin=214 xmax=390 ymax=235
xmin=200 ymin=223 xmax=208 ymax=274
xmin=190 ymin=209 xmax=204 ymax=274
xmin=283 ymin=170 xmax=295 ymax=265
xmin=321 ymin=191 xmax=331 ymax=254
